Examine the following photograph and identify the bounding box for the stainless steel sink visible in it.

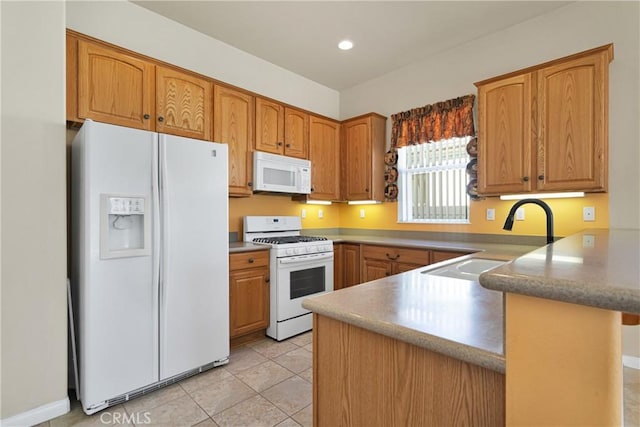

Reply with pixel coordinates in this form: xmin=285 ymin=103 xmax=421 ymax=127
xmin=422 ymin=258 xmax=506 ymax=280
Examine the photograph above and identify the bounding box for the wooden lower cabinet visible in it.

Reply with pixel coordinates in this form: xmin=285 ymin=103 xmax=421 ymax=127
xmin=229 ymin=250 xmax=270 ymax=339
xmin=313 ymin=315 xmax=505 ymax=426
xmin=334 ymin=243 xmax=362 ymax=290
xmin=361 ymin=244 xmax=431 ymax=282
xmin=432 ymin=249 xmax=474 ymax=264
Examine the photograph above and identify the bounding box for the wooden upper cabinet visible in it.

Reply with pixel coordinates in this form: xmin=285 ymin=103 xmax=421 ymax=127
xmin=156 ymin=66 xmax=212 ymax=141
xmin=213 ymin=85 xmax=255 ymax=197
xmin=308 ymin=115 xmax=340 ymax=200
xmin=475 ymin=44 xmax=612 ymax=196
xmin=284 ymin=107 xmax=309 ymax=159
xmin=476 ymin=73 xmax=533 ymax=195
xmin=537 ymin=50 xmax=610 ymax=192
xmin=255 ymin=97 xmax=284 ymax=154
xmin=77 ymin=40 xmax=155 ymax=130
xmin=341 ymin=113 xmax=387 ymax=201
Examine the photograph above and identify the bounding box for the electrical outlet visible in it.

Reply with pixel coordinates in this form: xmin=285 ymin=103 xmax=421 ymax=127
xmin=515 ymin=207 xmax=525 ymax=221
xmin=301 ymin=209 xmax=306 ymax=219
xmin=486 ymin=208 xmax=495 ymax=221
xmin=318 ymin=209 xmax=323 ymax=219
xmin=360 ymin=209 xmax=365 ymax=219
xmin=583 ymin=235 xmax=595 ymax=248
xmin=583 ymin=206 xmax=595 ymax=221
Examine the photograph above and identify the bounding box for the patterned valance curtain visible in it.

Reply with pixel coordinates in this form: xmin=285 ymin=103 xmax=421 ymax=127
xmin=391 ymin=94 xmax=476 ymax=148
xmin=384 ymin=94 xmax=478 ymax=202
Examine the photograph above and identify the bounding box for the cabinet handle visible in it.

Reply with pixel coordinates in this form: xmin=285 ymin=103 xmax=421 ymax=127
xmin=538 ymin=175 xmax=544 ymax=180
xmin=248 ymin=182 xmax=253 ymax=187
xmin=385 ymin=272 xmax=391 ymax=276
xmin=143 ymin=114 xmax=150 ymax=120
xmin=265 ymin=277 xmax=270 ymax=283
xmin=365 ymin=188 xmax=370 ymax=192
xmin=386 ymin=253 xmax=400 ymax=260
xmin=277 ymin=142 xmax=283 ymax=146
xmin=158 ymin=116 xmax=164 ymax=123
xmin=248 ymin=258 xmax=254 ymax=264
xmin=286 ymin=143 xmax=291 ymax=148
xmin=522 ymin=176 xmax=530 ymax=182
xmin=310 ymin=188 xmax=314 ymax=192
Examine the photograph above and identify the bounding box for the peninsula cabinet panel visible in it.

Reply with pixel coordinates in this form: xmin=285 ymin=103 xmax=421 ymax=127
xmin=308 ymin=115 xmax=340 ymax=201
xmin=214 ymin=85 xmax=255 ymax=197
xmin=341 ymin=113 xmax=387 ymax=201
xmin=313 ymin=315 xmax=505 ymax=426
xmin=77 ymin=40 xmax=155 ymax=130
xmin=283 ymin=107 xmax=309 ymax=159
xmin=475 ymin=44 xmax=612 ymax=196
xmin=156 ymin=66 xmax=212 ymax=141
xmin=255 ymin=97 xmax=284 ymax=155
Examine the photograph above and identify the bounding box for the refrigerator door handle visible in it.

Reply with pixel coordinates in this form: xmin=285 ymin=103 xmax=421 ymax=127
xmin=151 ymin=137 xmax=161 ymax=378
xmin=158 ymin=135 xmax=171 ymax=373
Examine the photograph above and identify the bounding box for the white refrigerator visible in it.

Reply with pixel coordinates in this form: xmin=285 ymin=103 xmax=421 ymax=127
xmin=71 ymin=120 xmax=229 ymax=414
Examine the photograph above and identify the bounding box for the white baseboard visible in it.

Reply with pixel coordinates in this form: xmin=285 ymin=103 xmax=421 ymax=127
xmin=623 ymin=355 xmax=640 ymax=369
xmin=0 ymin=397 xmax=69 ymax=427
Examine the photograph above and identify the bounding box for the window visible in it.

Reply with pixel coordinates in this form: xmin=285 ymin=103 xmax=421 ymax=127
xmin=397 ymin=135 xmax=471 ymax=223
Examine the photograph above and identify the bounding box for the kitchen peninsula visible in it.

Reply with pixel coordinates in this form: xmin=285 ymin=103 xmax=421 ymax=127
xmin=303 ymin=229 xmax=639 ymax=426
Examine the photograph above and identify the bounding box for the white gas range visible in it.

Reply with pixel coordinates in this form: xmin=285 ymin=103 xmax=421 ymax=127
xmin=243 ymin=216 xmax=334 ymax=341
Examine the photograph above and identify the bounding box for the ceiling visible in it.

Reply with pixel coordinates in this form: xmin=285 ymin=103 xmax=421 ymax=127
xmin=132 ymin=1 xmax=572 ymax=91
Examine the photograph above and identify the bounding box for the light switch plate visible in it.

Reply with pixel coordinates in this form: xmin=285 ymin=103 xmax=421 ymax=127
xmin=318 ymin=209 xmax=323 ymax=219
xmin=360 ymin=209 xmax=365 ymax=219
xmin=301 ymin=209 xmax=306 ymax=219
xmin=515 ymin=207 xmax=525 ymax=221
xmin=486 ymin=208 xmax=495 ymax=221
xmin=583 ymin=206 xmax=595 ymax=221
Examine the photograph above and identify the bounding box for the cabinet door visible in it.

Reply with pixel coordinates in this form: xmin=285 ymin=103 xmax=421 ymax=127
xmin=343 ymin=244 xmax=361 ymax=287
xmin=537 ymin=51 xmax=609 ymax=192
xmin=362 ymin=258 xmax=391 ymax=282
xmin=77 ymin=40 xmax=154 ymax=130
xmin=431 ymin=250 xmax=472 ymax=264
xmin=284 ymin=107 xmax=309 ymax=159
xmin=395 ymin=262 xmax=428 ymax=274
xmin=214 ymin=85 xmax=255 ymax=197
xmin=229 ymin=267 xmax=269 ymax=338
xmin=333 ymin=244 xmax=344 ymax=290
xmin=255 ymin=97 xmax=284 ymax=154
xmin=477 ymin=73 xmax=534 ymax=195
xmin=156 ymin=66 xmax=212 ymax=141
xmin=342 ymin=117 xmax=372 ymax=200
xmin=309 ymin=116 xmax=340 ymax=200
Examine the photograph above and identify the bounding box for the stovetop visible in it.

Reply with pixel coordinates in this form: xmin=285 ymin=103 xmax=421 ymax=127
xmin=251 ymin=235 xmax=329 ymax=245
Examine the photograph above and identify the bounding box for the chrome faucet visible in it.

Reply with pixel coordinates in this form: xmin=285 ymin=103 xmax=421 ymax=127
xmin=503 ymin=199 xmax=554 ymax=244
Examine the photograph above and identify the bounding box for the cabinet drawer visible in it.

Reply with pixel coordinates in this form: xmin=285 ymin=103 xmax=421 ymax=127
xmin=362 ymin=245 xmax=430 ymax=265
xmin=230 ymin=250 xmax=269 ymax=270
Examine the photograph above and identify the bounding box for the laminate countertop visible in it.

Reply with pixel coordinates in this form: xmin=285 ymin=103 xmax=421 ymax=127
xmin=229 ymin=242 xmax=269 ymax=254
xmin=480 ymin=228 xmax=640 ymax=314
xmin=303 ymin=228 xmax=640 ymax=373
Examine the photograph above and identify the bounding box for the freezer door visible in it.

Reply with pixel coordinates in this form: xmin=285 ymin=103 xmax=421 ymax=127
xmin=71 ymin=120 xmax=158 ymax=411
xmin=159 ymin=135 xmax=229 ymax=379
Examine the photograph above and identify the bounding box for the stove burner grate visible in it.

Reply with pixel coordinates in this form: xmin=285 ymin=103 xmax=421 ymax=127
xmin=252 ymin=235 xmax=329 ymax=245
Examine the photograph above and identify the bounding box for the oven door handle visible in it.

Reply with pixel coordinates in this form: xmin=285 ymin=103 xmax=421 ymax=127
xmin=278 ymin=252 xmax=333 ymax=264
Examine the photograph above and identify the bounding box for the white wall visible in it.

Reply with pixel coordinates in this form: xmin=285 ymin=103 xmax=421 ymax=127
xmin=341 ymin=1 xmax=639 ymax=229
xmin=0 ymin=1 xmax=69 ymax=424
xmin=341 ymin=0 xmax=640 ymax=359
xmin=65 ymin=0 xmax=340 ymax=120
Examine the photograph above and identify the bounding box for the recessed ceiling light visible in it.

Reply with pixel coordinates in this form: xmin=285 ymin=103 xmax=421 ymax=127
xmin=338 ymin=40 xmax=353 ymax=50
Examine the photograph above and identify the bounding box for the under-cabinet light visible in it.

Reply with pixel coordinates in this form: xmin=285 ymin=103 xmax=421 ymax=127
xmin=499 ymin=192 xmax=585 ymax=201
xmin=347 ymin=200 xmax=381 ymax=205
xmin=305 ymin=200 xmax=332 ymax=205
xmin=338 ymin=40 xmax=353 ymax=50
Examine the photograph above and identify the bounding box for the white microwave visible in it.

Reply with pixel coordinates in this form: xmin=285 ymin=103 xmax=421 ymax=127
xmin=253 ymin=151 xmax=311 ymax=194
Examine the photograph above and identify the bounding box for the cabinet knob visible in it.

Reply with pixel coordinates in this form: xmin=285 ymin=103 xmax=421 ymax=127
xmin=522 ymin=176 xmax=529 ymax=182
xmin=538 ymin=175 xmax=544 ymax=180
xmin=385 ymin=272 xmax=391 ymax=276
xmin=286 ymin=143 xmax=291 ymax=148
xmin=265 ymin=277 xmax=270 ymax=283
xmin=310 ymin=188 xmax=314 ymax=192
xmin=158 ymin=116 xmax=164 ymax=122
xmin=365 ymin=188 xmax=370 ymax=192
xmin=248 ymin=258 xmax=254 ymax=264
xmin=143 ymin=114 xmax=150 ymax=120
xmin=248 ymin=182 xmax=253 ymax=187
xmin=277 ymin=142 xmax=283 ymax=146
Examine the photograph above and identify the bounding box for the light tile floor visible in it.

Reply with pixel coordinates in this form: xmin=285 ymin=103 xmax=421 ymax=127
xmin=40 ymin=332 xmax=639 ymax=427
xmin=42 ymin=332 xmax=313 ymax=427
